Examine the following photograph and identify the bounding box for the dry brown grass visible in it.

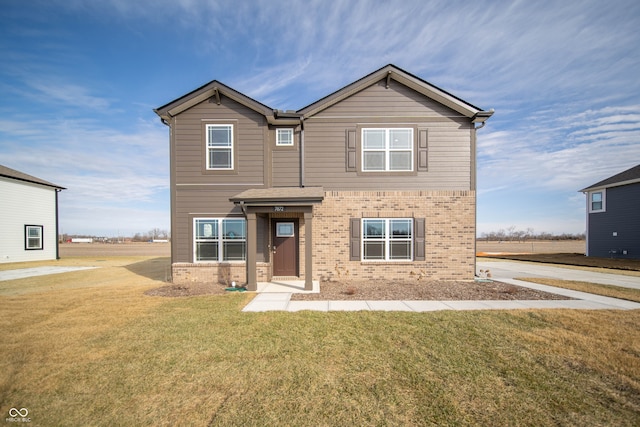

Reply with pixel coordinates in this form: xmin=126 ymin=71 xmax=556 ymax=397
xmin=517 ymin=277 xmax=640 ymax=303
xmin=1 ymin=256 xmax=640 ymax=425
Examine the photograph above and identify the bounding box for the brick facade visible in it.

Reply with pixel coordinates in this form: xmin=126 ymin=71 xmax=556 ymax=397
xmin=172 ymin=190 xmax=475 ymax=285
xmin=313 ymin=190 xmax=476 ymax=281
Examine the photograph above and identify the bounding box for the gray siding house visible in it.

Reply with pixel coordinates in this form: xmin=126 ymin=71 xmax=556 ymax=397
xmin=580 ymin=164 xmax=640 ymax=259
xmin=154 ymin=65 xmax=493 ymax=290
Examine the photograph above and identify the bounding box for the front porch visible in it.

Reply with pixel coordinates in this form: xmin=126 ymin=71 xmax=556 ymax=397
xmin=257 ymin=279 xmax=320 ymax=293
xmin=230 ymin=186 xmax=324 ymax=292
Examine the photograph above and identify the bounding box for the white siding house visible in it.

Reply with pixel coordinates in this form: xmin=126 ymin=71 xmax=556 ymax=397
xmin=0 ymin=165 xmax=65 ymax=263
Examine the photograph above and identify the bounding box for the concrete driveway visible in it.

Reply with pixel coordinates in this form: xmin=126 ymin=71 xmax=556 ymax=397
xmin=477 ymin=260 xmax=640 ymax=290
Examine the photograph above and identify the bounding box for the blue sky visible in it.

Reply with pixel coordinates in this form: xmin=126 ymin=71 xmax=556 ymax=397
xmin=1 ymin=0 xmax=639 ymax=237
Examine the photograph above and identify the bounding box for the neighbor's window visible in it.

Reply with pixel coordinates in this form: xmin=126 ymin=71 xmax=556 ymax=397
xmin=362 ymin=128 xmax=413 ymax=171
xmin=276 ymin=128 xmax=294 ymax=146
xmin=589 ymin=190 xmax=605 ymax=213
xmin=25 ymin=225 xmax=43 ymax=250
xmin=206 ymin=124 xmax=234 ymax=170
xmin=194 ymin=218 xmax=246 ymax=262
xmin=362 ymin=218 xmax=412 ymax=261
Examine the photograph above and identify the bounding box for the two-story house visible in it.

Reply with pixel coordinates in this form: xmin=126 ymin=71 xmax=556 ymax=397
xmin=154 ymin=65 xmax=493 ymax=291
xmin=580 ymin=164 xmax=640 ymax=259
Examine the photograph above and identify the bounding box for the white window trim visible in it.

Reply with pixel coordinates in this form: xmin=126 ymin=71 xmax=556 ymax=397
xmin=193 ymin=218 xmax=246 ymax=263
xmin=361 ymin=128 xmax=414 ymax=172
xmin=361 ymin=218 xmax=413 ymax=261
xmin=589 ymin=190 xmax=606 ymax=213
xmin=276 ymin=128 xmax=294 ymax=146
xmin=206 ymin=124 xmax=234 ymax=170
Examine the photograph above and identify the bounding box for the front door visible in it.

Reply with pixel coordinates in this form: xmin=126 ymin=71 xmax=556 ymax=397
xmin=272 ymin=220 xmax=298 ymax=277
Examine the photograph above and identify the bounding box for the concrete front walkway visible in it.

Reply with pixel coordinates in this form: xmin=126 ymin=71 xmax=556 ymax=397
xmin=243 ymin=261 xmax=640 ymax=312
xmin=0 ymin=266 xmax=98 ymax=281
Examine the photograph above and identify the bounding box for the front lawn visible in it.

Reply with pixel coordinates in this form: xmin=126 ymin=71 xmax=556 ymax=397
xmin=1 ymin=257 xmax=639 ymax=426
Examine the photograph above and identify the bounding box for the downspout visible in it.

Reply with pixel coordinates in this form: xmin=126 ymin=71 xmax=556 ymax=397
xmin=55 ymin=188 xmax=61 ymax=260
xmin=300 ymin=118 xmax=305 ymax=188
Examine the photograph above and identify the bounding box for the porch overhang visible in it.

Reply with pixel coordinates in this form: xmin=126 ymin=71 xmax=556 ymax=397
xmin=230 ymin=187 xmax=324 ymax=292
xmin=229 ymin=186 xmax=324 ymax=207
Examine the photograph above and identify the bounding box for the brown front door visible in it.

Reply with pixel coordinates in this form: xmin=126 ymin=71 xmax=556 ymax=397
xmin=272 ymin=220 xmax=298 ymax=276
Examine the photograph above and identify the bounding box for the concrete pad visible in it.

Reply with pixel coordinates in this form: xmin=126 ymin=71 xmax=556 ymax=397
xmin=365 ymin=300 xmax=413 ymax=311
xmin=287 ymin=301 xmax=329 ymax=312
xmin=250 ymin=292 xmax=291 ymax=302
xmin=328 ymin=300 xmax=371 ymax=311
xmin=0 ymin=266 xmax=98 ymax=281
xmin=402 ymin=301 xmax=451 ymax=312
xmin=257 ymin=280 xmax=320 ymax=293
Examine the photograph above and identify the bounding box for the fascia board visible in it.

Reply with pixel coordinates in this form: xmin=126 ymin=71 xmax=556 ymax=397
xmin=580 ymin=178 xmax=640 ymax=193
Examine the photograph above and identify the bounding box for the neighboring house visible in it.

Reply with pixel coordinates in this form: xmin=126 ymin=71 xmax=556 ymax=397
xmin=580 ymin=164 xmax=640 ymax=259
xmin=154 ymin=64 xmax=493 ymax=290
xmin=0 ymin=165 xmax=65 ymax=263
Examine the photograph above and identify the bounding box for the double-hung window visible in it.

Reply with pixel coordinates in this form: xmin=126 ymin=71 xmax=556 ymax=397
xmin=362 ymin=219 xmax=413 ymax=261
xmin=362 ymin=128 xmax=413 ymax=171
xmin=194 ymin=218 xmax=246 ymax=262
xmin=206 ymin=124 xmax=234 ymax=170
xmin=25 ymin=225 xmax=43 ymax=250
xmin=276 ymin=128 xmax=294 ymax=146
xmin=589 ymin=190 xmax=605 ymax=213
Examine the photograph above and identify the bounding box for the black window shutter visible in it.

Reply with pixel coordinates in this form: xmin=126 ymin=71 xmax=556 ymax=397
xmin=417 ymin=128 xmax=428 ymax=171
xmin=414 ymin=218 xmax=425 ymax=261
xmin=350 ymin=218 xmax=361 ymax=260
xmin=346 ymin=129 xmax=357 ymax=171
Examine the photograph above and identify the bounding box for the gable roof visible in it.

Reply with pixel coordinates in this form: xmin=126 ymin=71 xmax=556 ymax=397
xmin=153 ymin=80 xmax=275 ymax=123
xmin=154 ymin=64 xmax=493 ymax=126
xmin=580 ymin=164 xmax=640 ymax=192
xmin=0 ymin=164 xmax=65 ymax=190
xmin=297 ymin=64 xmax=493 ymax=122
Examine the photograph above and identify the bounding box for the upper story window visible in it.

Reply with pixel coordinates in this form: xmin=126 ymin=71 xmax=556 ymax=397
xmin=362 ymin=128 xmax=413 ymax=171
xmin=276 ymin=128 xmax=294 ymax=146
xmin=25 ymin=225 xmax=43 ymax=250
xmin=206 ymin=124 xmax=234 ymax=170
xmin=589 ymin=190 xmax=606 ymax=213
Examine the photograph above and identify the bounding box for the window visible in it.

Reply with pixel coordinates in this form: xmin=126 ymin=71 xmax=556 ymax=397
xmin=362 ymin=219 xmax=413 ymax=261
xmin=25 ymin=225 xmax=43 ymax=250
xmin=276 ymin=128 xmax=294 ymax=146
xmin=276 ymin=222 xmax=295 ymax=237
xmin=589 ymin=190 xmax=606 ymax=213
xmin=206 ymin=124 xmax=234 ymax=170
xmin=362 ymin=128 xmax=413 ymax=171
xmin=194 ymin=218 xmax=246 ymax=262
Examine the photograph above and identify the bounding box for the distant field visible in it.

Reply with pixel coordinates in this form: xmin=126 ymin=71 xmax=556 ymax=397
xmin=59 ymin=242 xmax=171 ymax=257
xmin=477 ymin=240 xmax=585 ymax=255
xmin=58 ymin=240 xmax=584 ymax=258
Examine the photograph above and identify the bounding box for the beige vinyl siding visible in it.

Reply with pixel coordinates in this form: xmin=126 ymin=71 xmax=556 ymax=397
xmin=170 ymin=96 xmax=268 ymax=263
xmin=173 ymin=98 xmax=267 ymax=186
xmin=272 ymin=149 xmax=300 ymax=187
xmin=304 ymin=79 xmax=472 ymax=190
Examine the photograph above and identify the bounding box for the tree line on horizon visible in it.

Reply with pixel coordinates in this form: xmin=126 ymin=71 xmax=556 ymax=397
xmin=478 ymin=227 xmax=585 ymax=242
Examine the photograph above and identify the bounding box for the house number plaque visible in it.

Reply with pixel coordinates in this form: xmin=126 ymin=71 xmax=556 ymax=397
xmin=274 ymin=206 xmax=285 ymax=212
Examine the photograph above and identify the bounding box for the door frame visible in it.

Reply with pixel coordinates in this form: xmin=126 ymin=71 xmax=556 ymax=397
xmin=271 ymin=218 xmax=299 ymax=277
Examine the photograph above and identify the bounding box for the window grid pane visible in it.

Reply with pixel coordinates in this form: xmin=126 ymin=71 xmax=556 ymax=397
xmin=277 ymin=129 xmax=293 ymax=146
xmin=362 ymin=219 xmax=412 ymax=261
xmin=207 ymin=125 xmax=233 ymax=169
xmin=362 ymin=128 xmax=413 ymax=171
xmin=194 ymin=218 xmax=246 ymax=262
